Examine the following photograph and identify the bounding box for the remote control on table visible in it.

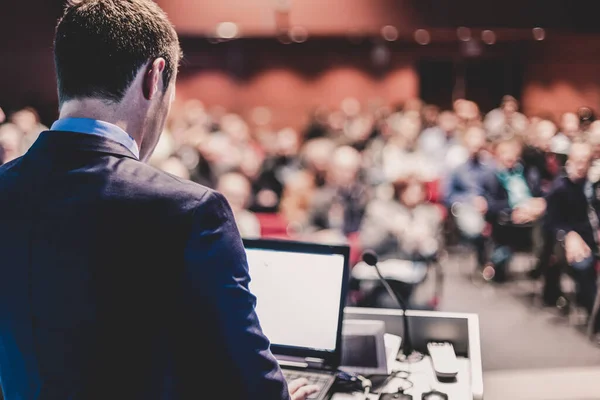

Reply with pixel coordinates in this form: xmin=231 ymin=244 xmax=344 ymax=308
xmin=427 ymin=342 xmax=458 ymax=380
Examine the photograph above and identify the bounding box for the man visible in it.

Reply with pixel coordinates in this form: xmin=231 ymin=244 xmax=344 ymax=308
xmin=0 ymin=1 xmax=315 ymax=399
xmin=522 ymin=119 xmax=560 ymax=195
xmin=558 ymin=111 xmax=581 ymax=142
xmin=545 ymin=142 xmax=599 ymax=330
xmin=444 ymin=126 xmax=495 ymax=270
xmin=9 ymin=107 xmax=48 ymax=153
xmin=484 ymin=95 xmax=528 ymax=142
xmin=484 ymin=137 xmax=546 ymax=282
xmin=418 ymin=111 xmax=460 ymax=177
xmin=309 ymin=146 xmax=369 ymax=237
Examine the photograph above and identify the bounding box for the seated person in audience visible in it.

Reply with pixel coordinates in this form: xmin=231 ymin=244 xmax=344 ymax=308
xmin=308 ymin=145 xmax=369 ymax=237
xmin=484 ymin=136 xmax=546 ymax=282
xmin=260 ymin=127 xmax=303 ymax=189
xmin=522 ymin=119 xmax=561 ymax=195
xmin=545 ymin=141 xmax=599 ymax=329
xmin=300 ymin=137 xmax=336 ymax=187
xmin=279 ymin=170 xmax=317 ymax=237
xmin=217 ymin=172 xmax=261 ymax=238
xmin=444 ymin=126 xmax=496 ymax=270
xmin=484 ymin=95 xmax=528 ymax=143
xmin=0 ymin=123 xmax=24 ymax=165
xmin=523 ymin=120 xmax=567 ymax=290
xmin=418 ymin=111 xmax=461 ymax=177
xmin=360 ymin=175 xmax=443 ymax=262
xmin=9 ymin=107 xmax=48 ymax=152
xmin=555 ymin=111 xmax=580 ymax=143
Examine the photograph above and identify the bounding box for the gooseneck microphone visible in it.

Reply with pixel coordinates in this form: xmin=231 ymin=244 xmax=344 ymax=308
xmin=361 ymin=250 xmax=418 ymax=360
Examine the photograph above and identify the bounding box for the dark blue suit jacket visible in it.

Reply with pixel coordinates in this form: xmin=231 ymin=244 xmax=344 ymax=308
xmin=0 ymin=131 xmax=290 ymax=400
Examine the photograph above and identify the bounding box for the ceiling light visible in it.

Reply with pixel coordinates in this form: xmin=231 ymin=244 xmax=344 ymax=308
xmin=481 ymin=30 xmax=496 ymax=45
xmin=381 ymin=25 xmax=399 ymax=41
xmin=533 ymin=27 xmax=545 ymax=41
xmin=216 ymin=22 xmax=238 ymax=39
xmin=457 ymin=27 xmax=471 ymax=42
xmin=290 ymin=26 xmax=308 ymax=43
xmin=414 ymin=29 xmax=431 ymax=45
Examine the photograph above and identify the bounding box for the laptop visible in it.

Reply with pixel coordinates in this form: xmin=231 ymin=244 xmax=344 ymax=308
xmin=243 ymin=238 xmax=350 ymax=400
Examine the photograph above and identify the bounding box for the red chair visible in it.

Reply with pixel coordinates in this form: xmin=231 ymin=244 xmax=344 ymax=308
xmin=255 ymin=213 xmax=290 ymax=239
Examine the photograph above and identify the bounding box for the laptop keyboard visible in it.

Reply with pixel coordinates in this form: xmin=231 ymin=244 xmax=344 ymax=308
xmin=282 ymin=370 xmax=332 ymax=399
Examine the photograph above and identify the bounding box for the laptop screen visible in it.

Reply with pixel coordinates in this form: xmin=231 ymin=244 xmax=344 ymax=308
xmin=244 ymin=241 xmax=347 ymax=353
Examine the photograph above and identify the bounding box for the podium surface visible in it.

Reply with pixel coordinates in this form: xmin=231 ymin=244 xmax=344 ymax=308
xmin=337 ymin=307 xmax=484 ymax=400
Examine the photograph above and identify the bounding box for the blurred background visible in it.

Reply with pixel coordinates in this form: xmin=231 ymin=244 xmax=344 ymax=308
xmin=3 ymin=1 xmax=600 ymax=399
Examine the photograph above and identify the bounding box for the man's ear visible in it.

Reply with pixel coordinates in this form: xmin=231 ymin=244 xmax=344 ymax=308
xmin=143 ymin=58 xmax=166 ymax=100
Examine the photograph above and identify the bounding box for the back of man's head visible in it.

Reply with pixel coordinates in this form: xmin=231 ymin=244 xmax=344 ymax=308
xmin=54 ymin=0 xmax=181 ymax=106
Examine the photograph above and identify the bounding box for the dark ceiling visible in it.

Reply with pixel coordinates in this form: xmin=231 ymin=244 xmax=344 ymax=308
xmin=2 ymin=0 xmax=600 ymax=52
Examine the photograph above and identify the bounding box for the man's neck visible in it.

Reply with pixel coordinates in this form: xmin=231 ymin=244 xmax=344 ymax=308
xmin=59 ymin=99 xmax=143 ymax=148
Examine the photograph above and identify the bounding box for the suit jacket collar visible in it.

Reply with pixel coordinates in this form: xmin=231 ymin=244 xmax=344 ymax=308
xmin=27 ymin=130 xmax=139 ymax=161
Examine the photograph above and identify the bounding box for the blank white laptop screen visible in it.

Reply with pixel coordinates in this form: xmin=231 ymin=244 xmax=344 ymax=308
xmin=245 ymin=248 xmax=346 ymax=352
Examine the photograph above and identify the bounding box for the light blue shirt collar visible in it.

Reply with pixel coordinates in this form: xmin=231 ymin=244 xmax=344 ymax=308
xmin=50 ymin=118 xmax=140 ymax=159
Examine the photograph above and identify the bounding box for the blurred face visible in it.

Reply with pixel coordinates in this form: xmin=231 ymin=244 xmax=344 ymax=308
xmin=217 ymin=174 xmax=250 ymax=212
xmin=329 ymin=147 xmax=361 ymax=187
xmin=399 ymin=181 xmax=425 ymax=208
xmin=561 ymin=112 xmax=579 ymax=135
xmin=535 ymin=120 xmax=556 ymax=151
xmin=422 ymin=106 xmax=439 ymax=126
xmin=10 ymin=109 xmax=38 ymax=133
xmin=222 ymin=114 xmax=250 ymax=143
xmin=303 ymin=140 xmax=334 ymax=173
xmin=464 ymin=127 xmax=486 ymax=156
xmin=0 ymin=125 xmax=23 ymax=163
xmin=502 ymin=100 xmax=518 ymax=115
xmin=239 ymin=148 xmax=263 ymax=179
xmin=566 ymin=143 xmax=592 ymax=182
xmin=438 ymin=112 xmax=458 ymax=133
xmin=277 ymin=128 xmax=300 ymax=157
xmin=496 ymin=141 xmax=521 ymax=170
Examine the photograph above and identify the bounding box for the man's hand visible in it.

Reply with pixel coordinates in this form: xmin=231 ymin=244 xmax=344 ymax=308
xmin=565 ymin=231 xmax=591 ymax=264
xmin=527 ymin=197 xmax=547 ymax=218
xmin=473 ymin=196 xmax=488 ymax=215
xmin=288 ymin=378 xmax=320 ymax=400
xmin=512 ymin=198 xmax=547 ymax=224
xmin=511 ymin=207 xmax=533 ymax=224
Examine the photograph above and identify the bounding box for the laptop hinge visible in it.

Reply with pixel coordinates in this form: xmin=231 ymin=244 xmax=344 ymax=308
xmin=277 ymin=356 xmax=327 ymax=370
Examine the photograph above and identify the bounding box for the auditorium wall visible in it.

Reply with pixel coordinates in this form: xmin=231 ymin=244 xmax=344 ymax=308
xmin=175 ymin=40 xmax=419 ymax=130
xmin=521 ymin=36 xmax=600 ymax=121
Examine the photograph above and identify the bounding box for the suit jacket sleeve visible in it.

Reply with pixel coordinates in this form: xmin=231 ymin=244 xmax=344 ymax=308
xmin=183 ymin=191 xmax=290 ymax=400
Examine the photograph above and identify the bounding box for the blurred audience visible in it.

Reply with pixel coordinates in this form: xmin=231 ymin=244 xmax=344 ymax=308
xmin=4 ymin=95 xmax=600 ymax=324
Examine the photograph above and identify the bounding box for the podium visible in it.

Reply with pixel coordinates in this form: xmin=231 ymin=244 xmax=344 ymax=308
xmin=334 ymin=307 xmax=484 ymax=400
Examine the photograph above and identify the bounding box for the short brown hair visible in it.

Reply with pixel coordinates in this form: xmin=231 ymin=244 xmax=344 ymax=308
xmin=54 ymin=0 xmax=181 ymax=105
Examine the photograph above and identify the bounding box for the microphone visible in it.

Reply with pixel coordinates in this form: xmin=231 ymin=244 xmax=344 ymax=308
xmin=362 ymin=250 xmax=419 ymax=360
